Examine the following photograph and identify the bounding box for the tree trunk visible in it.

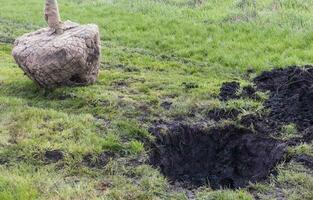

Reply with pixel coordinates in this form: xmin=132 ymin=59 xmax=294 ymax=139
xmin=45 ymin=0 xmax=63 ymax=34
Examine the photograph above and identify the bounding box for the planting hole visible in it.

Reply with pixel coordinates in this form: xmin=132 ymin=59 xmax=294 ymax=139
xmin=149 ymin=123 xmax=286 ymax=189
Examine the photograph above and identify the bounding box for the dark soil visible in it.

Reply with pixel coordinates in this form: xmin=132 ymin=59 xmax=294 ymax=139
xmin=149 ymin=65 xmax=313 ymax=190
xmin=149 ymin=123 xmax=286 ymax=189
xmin=45 ymin=150 xmax=64 ymax=163
xmin=254 ymin=65 xmax=313 ymax=130
xmin=207 ymin=108 xmax=240 ymax=121
xmin=219 ymin=82 xmax=259 ymax=101
xmin=240 ymin=114 xmax=281 ymax=137
xmin=292 ymin=154 xmax=313 ymax=170
xmin=302 ymin=126 xmax=313 ymax=142
xmin=242 ymin=85 xmax=259 ymax=100
xmin=160 ymin=101 xmax=173 ymax=110
xmin=219 ymin=81 xmax=240 ymax=101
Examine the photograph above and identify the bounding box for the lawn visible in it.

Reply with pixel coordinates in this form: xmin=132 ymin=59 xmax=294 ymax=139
xmin=0 ymin=0 xmax=313 ymax=199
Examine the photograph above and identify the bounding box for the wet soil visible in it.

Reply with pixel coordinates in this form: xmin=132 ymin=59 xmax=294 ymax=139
xmin=45 ymin=150 xmax=64 ymax=163
xmin=149 ymin=123 xmax=286 ymax=189
xmin=242 ymin=85 xmax=260 ymax=100
xmin=240 ymin=114 xmax=281 ymax=137
xmin=254 ymin=65 xmax=313 ymax=130
xmin=207 ymin=108 xmax=240 ymax=121
xmin=292 ymin=154 xmax=313 ymax=170
xmin=149 ymin=65 xmax=313 ymax=189
xmin=219 ymin=82 xmax=259 ymax=101
xmin=219 ymin=81 xmax=240 ymax=101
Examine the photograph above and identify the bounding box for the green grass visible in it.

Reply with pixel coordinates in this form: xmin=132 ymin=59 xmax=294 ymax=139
xmin=1 ymin=0 xmax=313 ymax=199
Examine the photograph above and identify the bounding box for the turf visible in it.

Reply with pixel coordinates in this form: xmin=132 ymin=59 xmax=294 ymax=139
xmin=0 ymin=0 xmax=313 ymax=199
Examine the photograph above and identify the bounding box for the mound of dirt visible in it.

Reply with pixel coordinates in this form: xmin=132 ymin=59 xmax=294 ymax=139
xmin=149 ymin=123 xmax=286 ymax=189
xmin=242 ymin=85 xmax=260 ymax=100
xmin=149 ymin=65 xmax=313 ymax=190
xmin=240 ymin=114 xmax=281 ymax=137
xmin=254 ymin=65 xmax=313 ymax=130
xmin=219 ymin=82 xmax=240 ymax=101
xmin=219 ymin=82 xmax=259 ymax=101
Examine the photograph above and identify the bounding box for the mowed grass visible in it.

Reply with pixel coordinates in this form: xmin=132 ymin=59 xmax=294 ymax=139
xmin=0 ymin=0 xmax=313 ymax=199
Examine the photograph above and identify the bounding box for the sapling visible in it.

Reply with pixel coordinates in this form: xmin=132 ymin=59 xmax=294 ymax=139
xmin=13 ymin=0 xmax=101 ymax=89
xmin=45 ymin=0 xmax=63 ymax=34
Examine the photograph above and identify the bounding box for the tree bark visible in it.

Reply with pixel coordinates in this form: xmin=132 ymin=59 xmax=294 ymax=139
xmin=45 ymin=0 xmax=63 ymax=34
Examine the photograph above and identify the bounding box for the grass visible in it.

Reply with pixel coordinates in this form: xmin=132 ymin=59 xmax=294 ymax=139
xmin=1 ymin=0 xmax=313 ymax=199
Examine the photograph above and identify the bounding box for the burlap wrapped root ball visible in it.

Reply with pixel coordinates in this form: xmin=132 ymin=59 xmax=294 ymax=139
xmin=12 ymin=21 xmax=101 ymax=89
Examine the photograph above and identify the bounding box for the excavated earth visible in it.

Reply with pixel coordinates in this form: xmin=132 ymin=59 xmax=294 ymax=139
xmin=149 ymin=65 xmax=313 ymax=189
xmin=149 ymin=124 xmax=286 ymax=189
xmin=254 ymin=65 xmax=313 ymax=130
